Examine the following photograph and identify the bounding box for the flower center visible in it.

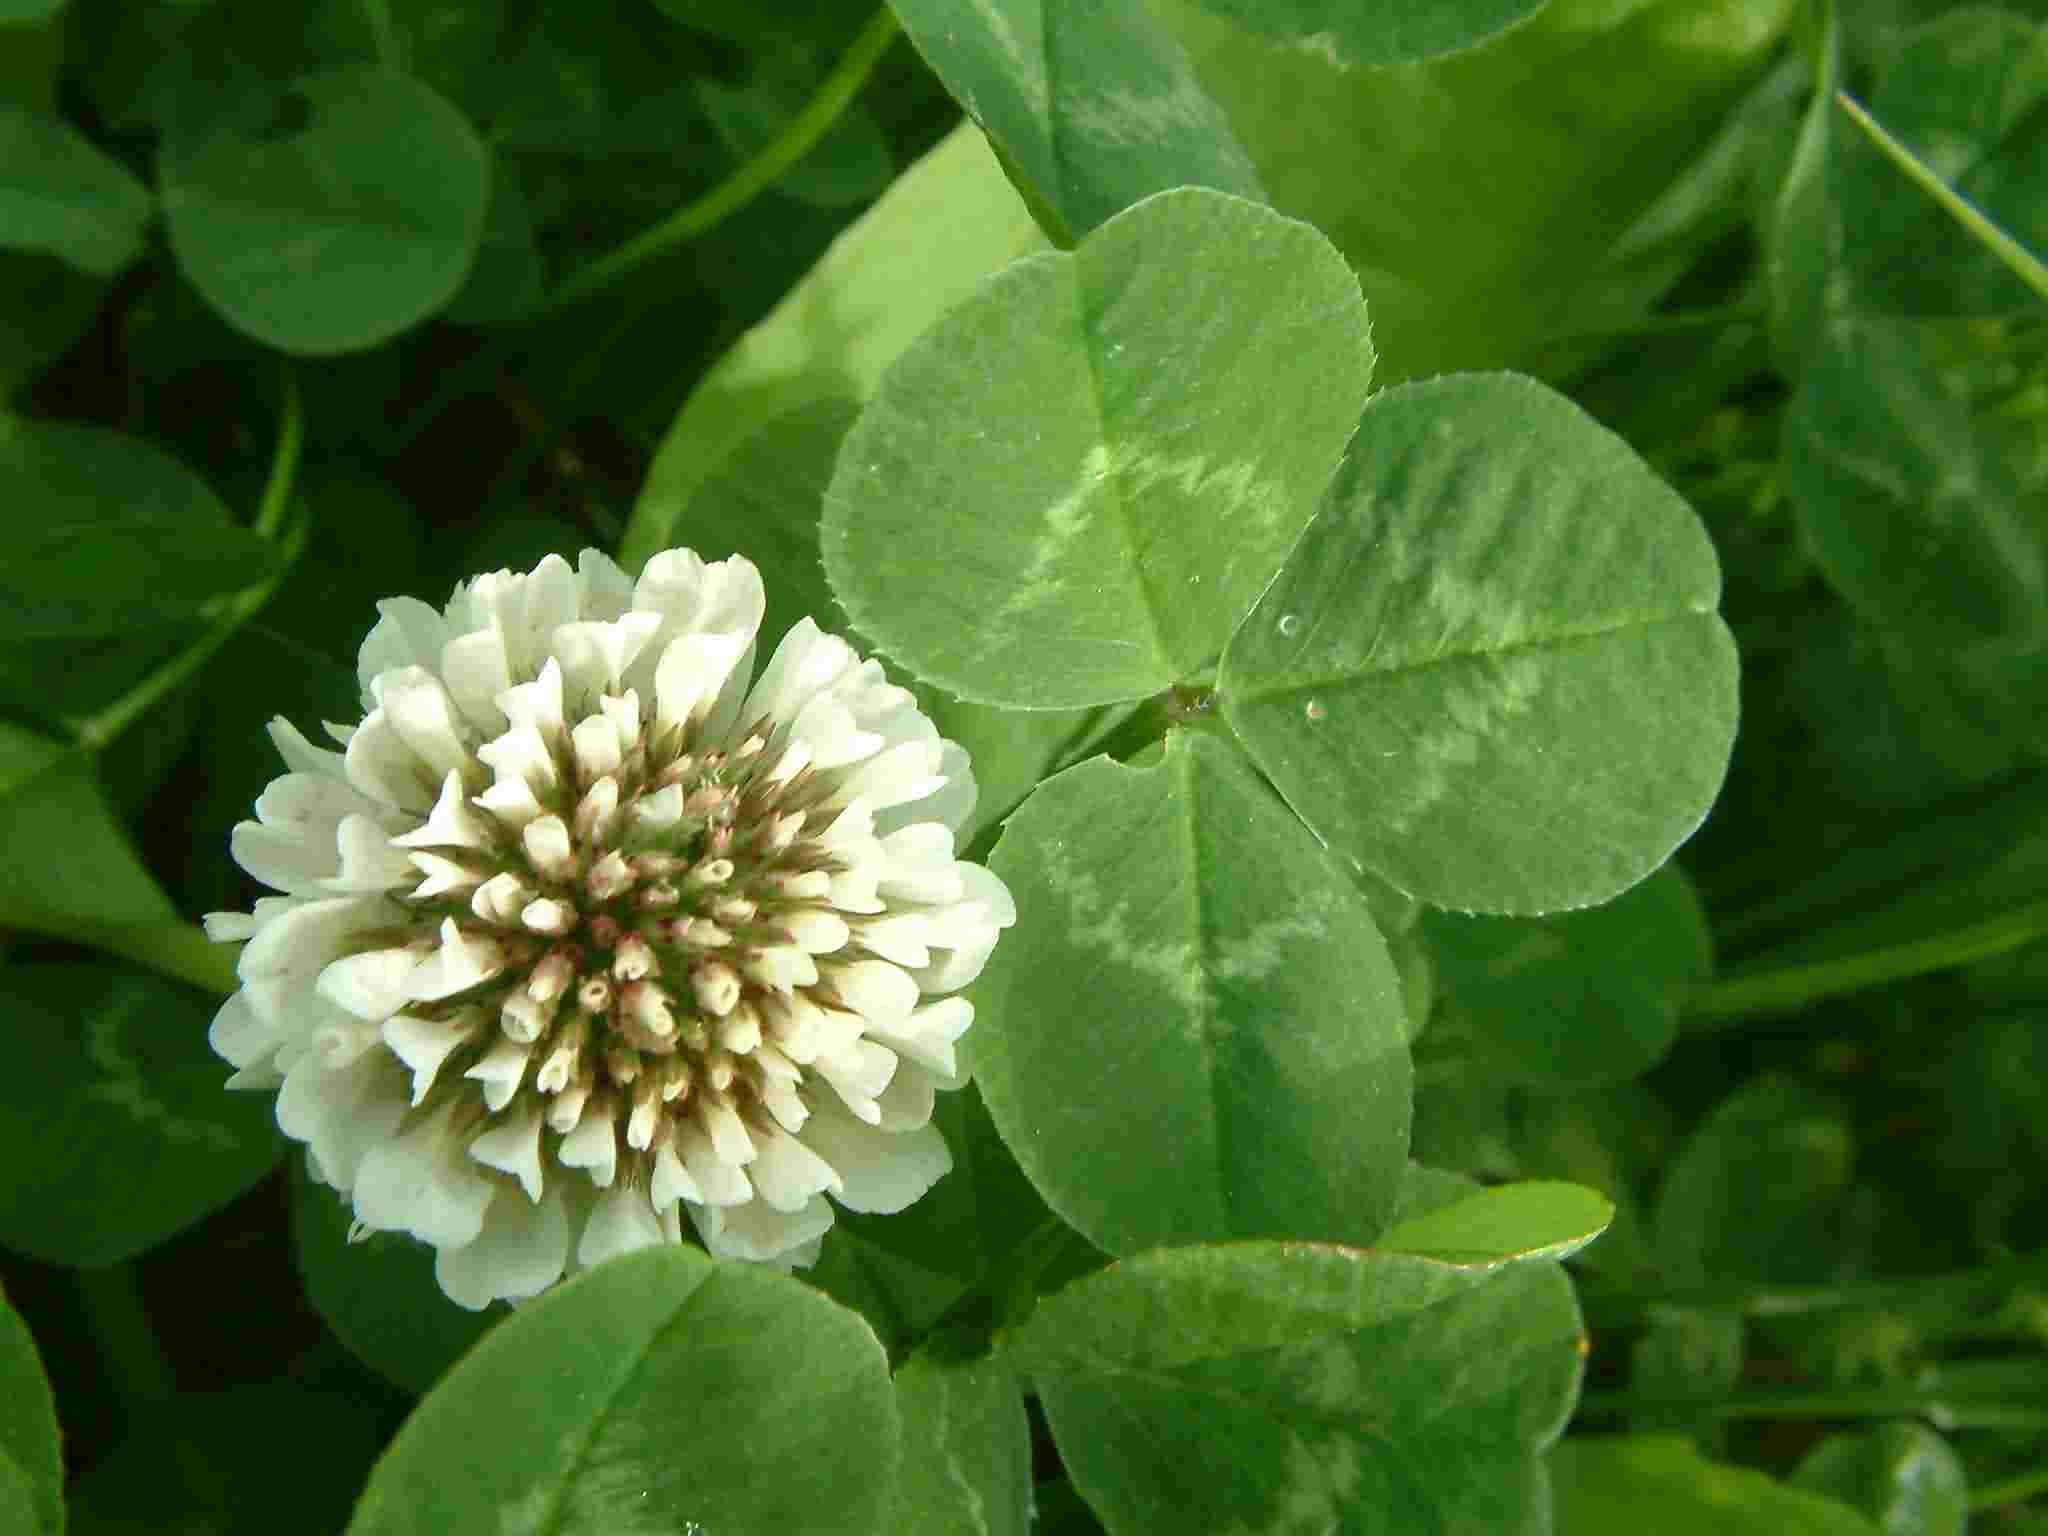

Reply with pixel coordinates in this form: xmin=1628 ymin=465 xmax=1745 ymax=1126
xmin=390 ymin=694 xmax=871 ymax=1192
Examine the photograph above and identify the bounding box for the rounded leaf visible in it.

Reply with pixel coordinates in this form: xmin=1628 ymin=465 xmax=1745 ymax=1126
xmin=1019 ymin=1235 xmax=1585 ymax=1535
xmin=0 ymin=103 xmax=153 ymax=276
xmin=970 ymin=730 xmax=1410 ymax=1256
xmin=824 ymin=187 xmax=1374 ymax=708
xmin=1424 ymin=863 xmax=1712 ymax=1083
xmin=160 ymin=71 xmax=489 ymax=355
xmin=0 ymin=964 xmax=281 ymax=1265
xmin=1219 ymin=372 xmax=1738 ymax=915
xmin=347 ymin=1247 xmax=899 ymax=1536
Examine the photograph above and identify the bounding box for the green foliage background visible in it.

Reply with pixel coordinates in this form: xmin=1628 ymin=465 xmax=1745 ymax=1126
xmin=2 ymin=0 xmax=2047 ymax=1531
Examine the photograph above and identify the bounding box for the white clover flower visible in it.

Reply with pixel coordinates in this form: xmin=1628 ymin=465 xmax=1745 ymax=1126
xmin=205 ymin=549 xmax=1014 ymax=1309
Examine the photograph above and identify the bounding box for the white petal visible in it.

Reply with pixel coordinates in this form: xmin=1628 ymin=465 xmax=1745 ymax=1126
xmin=436 ymin=1185 xmax=569 ymax=1309
xmin=204 ymin=911 xmax=258 ymax=943
xmin=496 ymin=656 xmax=566 ymax=737
xmin=408 ymin=919 xmax=504 ymax=1001
xmin=869 ymin=997 xmax=972 ymax=1087
xmin=875 ymin=1061 xmax=937 ymax=1131
xmin=653 ymin=631 xmax=751 ymax=732
xmin=393 ymin=771 xmax=496 ymax=852
xmin=837 ymin=739 xmax=944 ymax=814
xmin=411 ymin=852 xmax=483 ymax=901
xmin=852 ymin=914 xmax=933 ymax=968
xmin=352 ymin=1102 xmax=495 ymax=1248
xmin=786 ymin=692 xmax=883 ymax=771
xmin=913 ymin=863 xmax=1017 ymax=994
xmin=650 ymin=1137 xmax=704 ymax=1210
xmin=266 ymin=716 xmax=346 ymax=777
xmin=208 ymin=990 xmax=274 ymax=1072
xmin=326 ymin=815 xmax=417 ymax=891
xmin=742 ymin=619 xmax=857 ymax=734
xmin=557 ymin=1106 xmax=619 ymax=1187
xmin=677 ymin=1121 xmax=752 ymax=1206
xmin=357 ymin=596 xmax=450 ymax=699
xmin=230 ymin=822 xmax=334 ymax=894
xmin=373 ymin=666 xmax=474 ymax=784
xmin=816 ymin=1039 xmax=899 ymax=1123
xmin=578 ymin=1184 xmax=665 ymax=1270
xmin=689 ymin=1194 xmax=832 ymax=1264
xmin=916 ymin=739 xmax=979 ymax=839
xmin=463 ymin=1037 xmax=530 ymax=1113
xmin=804 ymin=1101 xmax=952 ymax=1214
xmin=826 ymin=960 xmax=918 ymax=1027
xmin=553 ymin=614 xmax=662 ymax=703
xmin=577 ymin=548 xmax=634 ymax=618
xmin=699 ymin=1098 xmax=756 ymax=1165
xmin=470 ymin=871 xmax=534 ymax=926
xmin=875 ymin=823 xmax=963 ymax=904
xmin=239 ymin=895 xmax=382 ymax=982
xmin=747 ymin=1126 xmax=843 ymax=1211
xmin=781 ymin=909 xmax=850 ymax=954
xmin=316 ymin=947 xmax=421 ymax=1021
xmin=469 ymin=1102 xmax=546 ymax=1201
xmin=276 ymin=1050 xmax=407 ymax=1191
xmin=381 ymin=1011 xmax=477 ymax=1105
xmin=344 ymin=708 xmax=437 ymax=814
xmin=476 ymin=724 xmax=559 ymax=802
xmin=440 ymin=627 xmax=513 ymax=735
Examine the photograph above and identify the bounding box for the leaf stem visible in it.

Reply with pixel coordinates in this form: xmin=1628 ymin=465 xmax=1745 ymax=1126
xmin=76 ymin=1262 xmax=172 ymax=1403
xmin=1835 ymin=91 xmax=2048 ymax=306
xmin=537 ymin=7 xmax=899 ymax=319
xmin=1972 ymin=1464 xmax=2048 ymax=1512
xmin=74 ymin=368 xmax=305 ymax=753
xmin=1682 ymin=897 xmax=2048 ymax=1028
xmin=1575 ymin=1383 xmax=2048 ymax=1430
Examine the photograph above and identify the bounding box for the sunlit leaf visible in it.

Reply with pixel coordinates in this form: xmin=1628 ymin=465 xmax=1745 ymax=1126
xmin=159 ymin=70 xmax=489 ymax=354
xmin=826 ymin=187 xmax=1372 ymax=708
xmin=346 ymin=1248 xmax=898 ymax=1535
xmin=1221 ymin=372 xmax=1737 ymax=916
xmin=971 ymin=730 xmax=1410 ymax=1256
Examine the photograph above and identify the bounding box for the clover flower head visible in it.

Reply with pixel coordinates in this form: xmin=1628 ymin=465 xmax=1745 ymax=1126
xmin=206 ymin=548 xmax=1014 ymax=1308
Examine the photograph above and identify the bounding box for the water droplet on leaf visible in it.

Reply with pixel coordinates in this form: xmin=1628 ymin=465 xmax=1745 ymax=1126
xmin=1305 ymin=700 xmax=1327 ymax=722
xmin=1277 ymin=613 xmax=1302 ymax=637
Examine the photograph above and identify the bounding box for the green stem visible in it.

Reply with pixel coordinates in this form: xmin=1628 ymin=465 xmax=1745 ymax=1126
xmin=1576 ymin=1384 xmax=2048 ymax=1430
xmin=75 ymin=368 xmax=305 ymax=752
xmin=76 ymin=1263 xmax=172 ymax=1402
xmin=1535 ymin=301 xmax=1768 ymax=348
xmin=0 ymin=907 xmax=239 ymax=995
xmin=1835 ymin=91 xmax=2048 ymax=306
xmin=538 ymin=7 xmax=899 ymax=319
xmin=391 ymin=9 xmax=897 ymax=465
xmin=1973 ymin=1464 xmax=2048 ymax=1512
xmin=992 ymin=1217 xmax=1085 ymax=1333
xmin=1581 ymin=1249 xmax=2048 ymax=1325
xmin=1683 ymin=897 xmax=2048 ymax=1028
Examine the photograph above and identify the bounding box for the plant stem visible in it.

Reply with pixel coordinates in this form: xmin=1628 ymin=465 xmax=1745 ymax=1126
xmin=538 ymin=8 xmax=899 ymax=319
xmin=1683 ymin=897 xmax=2048 ymax=1028
xmin=75 ymin=368 xmax=305 ymax=753
xmin=76 ymin=1263 xmax=172 ymax=1403
xmin=1835 ymin=91 xmax=2048 ymax=306
xmin=390 ymin=9 xmax=898 ymax=464
xmin=0 ymin=907 xmax=239 ymax=995
xmin=1575 ymin=1383 xmax=2048 ymax=1430
xmin=1536 ymin=301 xmax=1768 ymax=348
xmin=1581 ymin=1249 xmax=2048 ymax=1324
xmin=1973 ymin=1464 xmax=2048 ymax=1511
